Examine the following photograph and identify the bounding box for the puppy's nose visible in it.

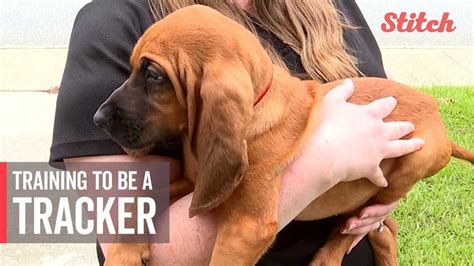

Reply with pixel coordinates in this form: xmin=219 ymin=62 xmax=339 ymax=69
xmin=93 ymin=105 xmax=114 ymax=131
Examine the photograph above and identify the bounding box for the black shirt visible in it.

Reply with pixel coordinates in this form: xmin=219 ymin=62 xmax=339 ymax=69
xmin=50 ymin=0 xmax=385 ymax=265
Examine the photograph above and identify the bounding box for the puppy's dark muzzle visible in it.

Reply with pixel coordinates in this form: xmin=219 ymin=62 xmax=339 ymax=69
xmin=93 ymin=104 xmax=120 ymax=132
xmin=94 ymin=103 xmax=147 ymax=149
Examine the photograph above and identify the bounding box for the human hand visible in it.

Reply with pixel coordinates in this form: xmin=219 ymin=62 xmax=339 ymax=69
xmin=342 ymin=201 xmax=399 ymax=254
xmin=309 ymin=79 xmax=424 ymax=187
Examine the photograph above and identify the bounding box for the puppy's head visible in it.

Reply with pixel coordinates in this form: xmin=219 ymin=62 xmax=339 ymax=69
xmin=94 ymin=5 xmax=273 ymax=216
xmin=94 ymin=59 xmax=185 ymax=151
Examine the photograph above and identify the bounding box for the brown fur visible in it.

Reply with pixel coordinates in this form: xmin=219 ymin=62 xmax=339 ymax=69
xmin=103 ymin=5 xmax=474 ymax=266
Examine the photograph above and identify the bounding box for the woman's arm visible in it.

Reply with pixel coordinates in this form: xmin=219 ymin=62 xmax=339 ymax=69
xmin=68 ymin=80 xmax=423 ymax=264
xmin=341 ymin=69 xmax=401 ymax=253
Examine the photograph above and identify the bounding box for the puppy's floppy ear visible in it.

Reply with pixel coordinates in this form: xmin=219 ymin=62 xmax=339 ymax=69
xmin=188 ymin=65 xmax=254 ymax=217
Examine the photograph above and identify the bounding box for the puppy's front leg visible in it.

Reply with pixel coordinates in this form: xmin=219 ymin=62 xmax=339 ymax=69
xmin=105 ymin=243 xmax=150 ymax=266
xmin=209 ymin=174 xmax=280 ymax=266
xmin=105 ymin=198 xmax=150 ymax=266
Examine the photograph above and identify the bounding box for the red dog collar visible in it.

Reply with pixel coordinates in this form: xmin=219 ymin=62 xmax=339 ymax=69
xmin=254 ymin=72 xmax=273 ymax=106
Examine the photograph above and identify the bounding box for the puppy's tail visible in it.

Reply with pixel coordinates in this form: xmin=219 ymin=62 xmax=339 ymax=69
xmin=451 ymin=142 xmax=474 ymax=164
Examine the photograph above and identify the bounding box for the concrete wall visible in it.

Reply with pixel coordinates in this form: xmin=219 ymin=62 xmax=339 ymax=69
xmin=0 ymin=0 xmax=91 ymax=48
xmin=1 ymin=0 xmax=472 ymax=48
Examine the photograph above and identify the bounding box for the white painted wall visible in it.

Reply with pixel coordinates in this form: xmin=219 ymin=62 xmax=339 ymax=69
xmin=0 ymin=0 xmax=91 ymax=48
xmin=0 ymin=0 xmax=472 ymax=48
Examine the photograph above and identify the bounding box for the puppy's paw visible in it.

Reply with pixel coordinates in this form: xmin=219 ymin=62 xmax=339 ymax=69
xmin=105 ymin=243 xmax=150 ymax=266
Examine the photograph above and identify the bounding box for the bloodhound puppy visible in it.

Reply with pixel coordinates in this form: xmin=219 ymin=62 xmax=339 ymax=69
xmin=94 ymin=5 xmax=474 ymax=266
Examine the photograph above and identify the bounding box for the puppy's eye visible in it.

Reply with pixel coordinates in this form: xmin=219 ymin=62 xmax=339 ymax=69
xmin=147 ymin=71 xmax=162 ymax=81
xmin=146 ymin=67 xmax=168 ymax=84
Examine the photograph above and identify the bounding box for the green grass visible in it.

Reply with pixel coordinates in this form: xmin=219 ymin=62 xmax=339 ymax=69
xmin=393 ymin=86 xmax=474 ymax=265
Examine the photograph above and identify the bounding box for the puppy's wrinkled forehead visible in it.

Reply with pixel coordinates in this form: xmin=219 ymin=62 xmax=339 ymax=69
xmin=130 ymin=5 xmax=262 ymax=70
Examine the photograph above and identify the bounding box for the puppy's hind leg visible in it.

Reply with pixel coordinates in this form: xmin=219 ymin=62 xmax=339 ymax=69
xmin=367 ymin=217 xmax=398 ymax=266
xmin=310 ymin=217 xmax=398 ymax=266
xmin=209 ymin=174 xmax=281 ymax=266
xmin=309 ymin=221 xmax=356 ymax=266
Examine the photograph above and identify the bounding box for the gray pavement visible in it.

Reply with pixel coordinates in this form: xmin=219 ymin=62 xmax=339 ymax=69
xmin=0 ymin=92 xmax=56 ymax=161
xmin=0 ymin=92 xmax=99 ymax=265
xmin=381 ymin=48 xmax=473 ymax=86
xmin=0 ymin=49 xmax=67 ymax=91
xmin=0 ymin=243 xmax=98 ymax=266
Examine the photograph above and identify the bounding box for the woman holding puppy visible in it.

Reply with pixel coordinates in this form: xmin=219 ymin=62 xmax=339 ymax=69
xmin=50 ymin=0 xmax=423 ymax=265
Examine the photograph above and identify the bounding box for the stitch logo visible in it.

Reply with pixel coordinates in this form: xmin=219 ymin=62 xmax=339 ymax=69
xmin=381 ymin=12 xmax=456 ymax=33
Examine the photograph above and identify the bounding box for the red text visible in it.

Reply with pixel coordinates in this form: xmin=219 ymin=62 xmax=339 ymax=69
xmin=381 ymin=12 xmax=456 ymax=33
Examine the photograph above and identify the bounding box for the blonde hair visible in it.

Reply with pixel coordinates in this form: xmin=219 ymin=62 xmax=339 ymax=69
xmin=147 ymin=0 xmax=359 ymax=82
